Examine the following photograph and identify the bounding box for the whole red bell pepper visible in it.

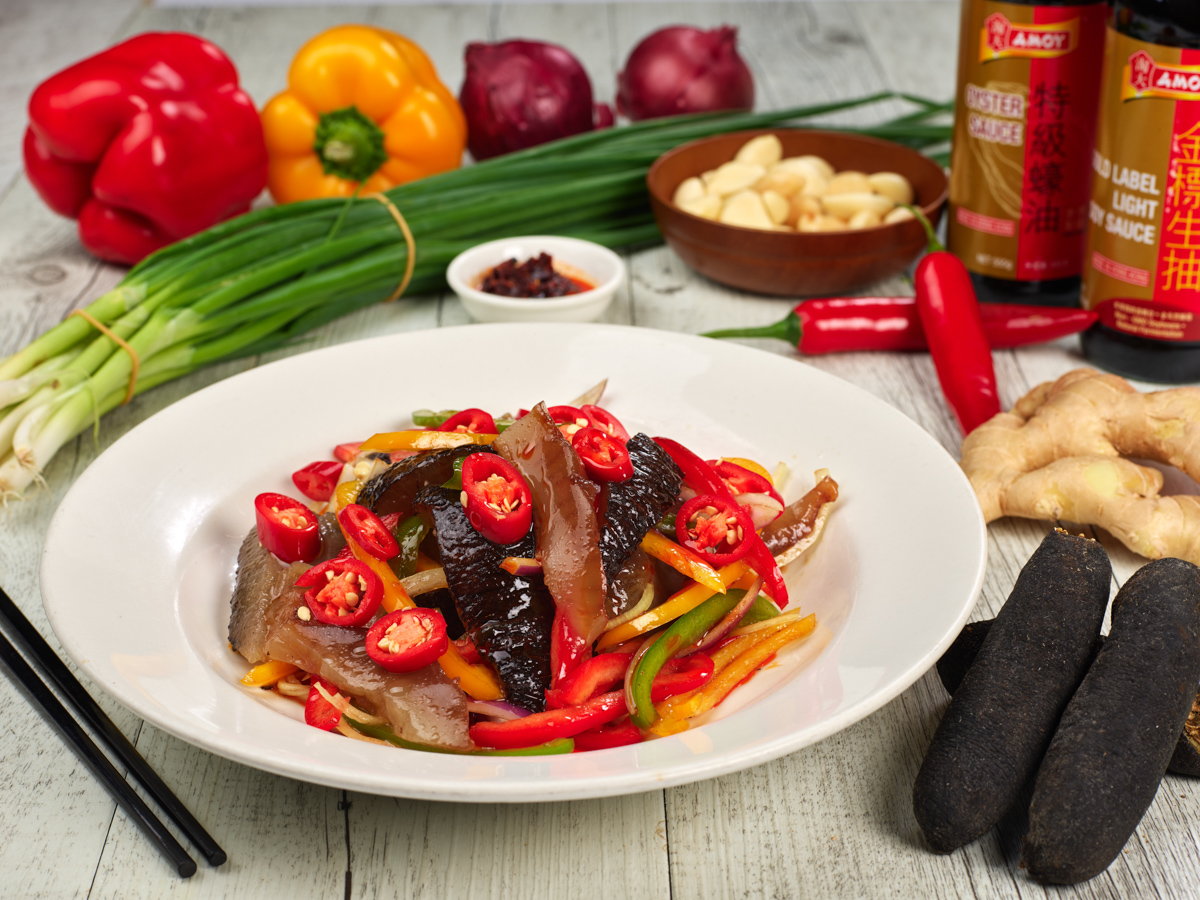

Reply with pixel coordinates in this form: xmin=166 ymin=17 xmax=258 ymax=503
xmin=23 ymin=32 xmax=267 ymax=265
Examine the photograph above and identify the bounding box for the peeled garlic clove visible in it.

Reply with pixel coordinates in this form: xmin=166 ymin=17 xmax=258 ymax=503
xmin=679 ymin=194 xmax=723 ymax=220
xmin=705 ymin=161 xmax=767 ymax=197
xmin=719 ymin=190 xmax=777 ymax=230
xmin=761 ymin=190 xmax=790 ymax=225
xmin=673 ymin=176 xmax=706 ymax=207
xmin=821 ymin=191 xmax=895 ymax=220
xmin=755 ymin=169 xmax=805 ymax=198
xmin=884 ymin=206 xmax=916 ymax=224
xmin=735 ymin=134 xmax=784 ymax=167
xmin=815 ymin=215 xmax=849 ymax=232
xmin=848 ymin=209 xmax=883 ymax=230
xmin=825 ymin=171 xmax=874 ymax=195
xmin=796 ymin=213 xmax=823 ymax=233
xmin=867 ymin=172 xmax=915 ymax=205
xmin=795 ymin=155 xmax=835 ymax=180
xmin=786 ymin=193 xmax=823 ymax=227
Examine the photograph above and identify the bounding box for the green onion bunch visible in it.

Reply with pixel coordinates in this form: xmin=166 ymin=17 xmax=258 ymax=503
xmin=0 ymin=93 xmax=950 ymax=498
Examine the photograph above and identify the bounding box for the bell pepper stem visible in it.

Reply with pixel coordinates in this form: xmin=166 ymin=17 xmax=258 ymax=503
xmin=313 ymin=106 xmax=388 ymax=183
xmin=701 ymin=310 xmax=802 ymax=347
xmin=903 ymin=204 xmax=945 ymax=254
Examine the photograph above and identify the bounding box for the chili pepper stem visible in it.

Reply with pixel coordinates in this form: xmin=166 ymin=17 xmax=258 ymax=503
xmin=904 ymin=204 xmax=946 ymax=254
xmin=702 ymin=311 xmax=801 ymax=346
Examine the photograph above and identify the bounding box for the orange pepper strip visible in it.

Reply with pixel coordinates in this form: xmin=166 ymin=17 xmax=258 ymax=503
xmin=595 ymin=560 xmax=749 ymax=651
xmin=342 ymin=529 xmax=504 ymax=701
xmin=241 ymin=660 xmax=298 ymax=687
xmin=639 ymin=531 xmax=725 ymax=595
xmin=655 ymin=615 xmax=816 ymax=726
xmin=359 ymin=430 xmax=496 ymax=453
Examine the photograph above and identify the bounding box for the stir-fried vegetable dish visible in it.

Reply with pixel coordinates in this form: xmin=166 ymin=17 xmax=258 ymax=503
xmin=229 ymin=386 xmax=838 ymax=754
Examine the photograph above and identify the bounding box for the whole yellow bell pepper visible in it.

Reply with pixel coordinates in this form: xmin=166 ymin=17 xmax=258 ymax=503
xmin=262 ymin=25 xmax=467 ymax=203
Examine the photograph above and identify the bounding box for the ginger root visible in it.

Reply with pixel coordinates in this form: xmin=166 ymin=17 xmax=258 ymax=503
xmin=960 ymin=368 xmax=1200 ymax=564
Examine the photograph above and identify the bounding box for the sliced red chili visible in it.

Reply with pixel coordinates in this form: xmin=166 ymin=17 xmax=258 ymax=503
xmin=337 ymin=503 xmax=400 ymax=560
xmin=712 ymin=460 xmax=784 ymax=506
xmin=580 ymin=404 xmax=630 ymax=443
xmin=547 ymin=405 xmax=589 ymax=440
xmin=438 ymin=408 xmax=498 ymax=435
xmin=573 ymin=718 xmax=643 ymax=751
xmin=304 ymin=676 xmax=343 ymax=731
xmin=292 ymin=460 xmax=344 ymax=502
xmin=571 ymin=426 xmax=634 ymax=482
xmin=461 ymin=453 xmax=533 ymax=545
xmin=254 ymin=492 xmax=320 ymax=563
xmin=333 ymin=441 xmax=362 ymax=463
xmin=676 ymin=494 xmax=753 ymax=567
xmin=365 ymin=608 xmax=448 ymax=673
xmin=295 ymin=557 xmax=382 ymax=627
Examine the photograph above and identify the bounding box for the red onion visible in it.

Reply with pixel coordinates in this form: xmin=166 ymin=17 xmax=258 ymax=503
xmin=460 ymin=40 xmax=614 ymax=161
xmin=616 ymin=25 xmax=754 ymax=121
xmin=466 ymin=700 xmax=531 ymax=721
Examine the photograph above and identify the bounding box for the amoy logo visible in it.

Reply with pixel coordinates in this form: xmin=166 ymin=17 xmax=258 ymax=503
xmin=979 ymin=13 xmax=1077 ymax=62
xmin=1123 ymin=51 xmax=1200 ymax=102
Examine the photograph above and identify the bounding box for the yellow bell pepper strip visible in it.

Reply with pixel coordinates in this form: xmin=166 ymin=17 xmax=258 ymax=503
xmin=639 ymin=530 xmax=725 ymax=595
xmin=341 ymin=525 xmax=504 ymax=701
xmin=596 ymin=560 xmax=749 ymax=651
xmin=261 ymin=25 xmax=467 ymax=203
xmin=241 ymin=660 xmax=298 ymax=687
xmin=654 ymin=614 xmax=816 ymax=728
xmin=334 ymin=479 xmax=360 ymax=511
xmin=359 ymin=430 xmax=496 ymax=453
xmin=721 ymin=457 xmax=773 ymax=483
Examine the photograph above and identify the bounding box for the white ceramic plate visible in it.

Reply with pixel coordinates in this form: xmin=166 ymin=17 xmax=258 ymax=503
xmin=41 ymin=324 xmax=985 ymax=802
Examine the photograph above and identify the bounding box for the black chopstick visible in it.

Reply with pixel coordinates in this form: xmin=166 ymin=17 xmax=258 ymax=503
xmin=0 ymin=586 xmax=225 ymax=868
xmin=0 ymin=628 xmax=196 ymax=876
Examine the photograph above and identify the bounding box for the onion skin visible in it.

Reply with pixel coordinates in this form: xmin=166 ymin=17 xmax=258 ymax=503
xmin=616 ymin=25 xmax=754 ymax=121
xmin=460 ymin=40 xmax=612 ymax=161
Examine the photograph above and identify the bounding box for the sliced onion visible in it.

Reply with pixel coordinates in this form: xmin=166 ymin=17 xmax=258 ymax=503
xmin=623 ymin=636 xmax=655 ymax=723
xmin=736 ymin=492 xmax=784 ymax=530
xmin=729 ymin=608 xmax=804 ymax=640
xmin=690 ymin=574 xmax=763 ymax=655
xmin=466 ymin=700 xmax=531 ymax=720
xmin=604 ymin=584 xmax=654 ymax=631
xmin=400 ymin=567 xmax=448 ymax=597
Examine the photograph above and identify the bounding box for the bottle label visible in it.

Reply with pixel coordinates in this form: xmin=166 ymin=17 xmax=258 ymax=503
xmin=1083 ymin=29 xmax=1200 ymax=342
xmin=948 ymin=1 xmax=1107 ymax=282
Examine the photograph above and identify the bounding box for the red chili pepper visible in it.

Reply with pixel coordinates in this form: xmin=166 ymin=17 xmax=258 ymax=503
xmin=454 ymin=634 xmax=484 ymax=665
xmin=652 ymin=437 xmax=789 ymax=607
xmin=337 ymin=503 xmax=400 ymax=560
xmin=365 ymin=608 xmax=448 ymax=673
xmin=438 ymin=408 xmax=498 ymax=435
xmin=571 ymin=426 xmax=634 ymax=482
xmin=550 ymin=608 xmax=592 ymax=687
xmin=547 ymin=405 xmax=589 ymax=440
xmin=24 ymin=33 xmax=267 ymax=264
xmin=304 ymin=676 xmax=343 ymax=731
xmin=573 ymin=718 xmax=643 ymax=751
xmin=333 ymin=442 xmax=361 ymax=463
xmin=461 ymin=453 xmax=533 ymax=545
xmin=292 ymin=460 xmax=344 ymax=502
xmin=294 ymin=557 xmax=382 ymax=627
xmin=254 ymin=492 xmax=320 ymax=563
xmin=910 ymin=211 xmax=1001 ymax=435
xmin=676 ymin=494 xmax=753 ymax=567
xmin=711 ymin=460 xmax=783 ymax=507
xmin=701 ymin=297 xmax=1097 ymax=354
xmin=580 ymin=405 xmax=630 ymax=442
xmin=471 ymin=691 xmax=626 ymax=749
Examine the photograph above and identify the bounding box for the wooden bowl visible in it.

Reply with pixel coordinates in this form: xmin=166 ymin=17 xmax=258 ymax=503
xmin=647 ymin=129 xmax=948 ymax=297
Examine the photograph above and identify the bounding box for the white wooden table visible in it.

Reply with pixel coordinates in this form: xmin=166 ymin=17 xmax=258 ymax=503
xmin=2 ymin=2 xmax=1198 ymax=897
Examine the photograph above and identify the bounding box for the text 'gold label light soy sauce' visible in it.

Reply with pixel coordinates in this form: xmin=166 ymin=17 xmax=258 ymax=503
xmin=1081 ymin=0 xmax=1200 ymax=382
xmin=948 ymin=0 xmax=1107 ymax=306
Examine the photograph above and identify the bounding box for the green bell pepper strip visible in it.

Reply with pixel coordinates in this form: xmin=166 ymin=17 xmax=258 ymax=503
xmin=387 ymin=515 xmax=428 ymax=579
xmin=440 ymin=457 xmax=466 ymax=492
xmin=628 ymin=589 xmax=748 ymax=728
xmin=345 ymin=718 xmax=575 ymax=755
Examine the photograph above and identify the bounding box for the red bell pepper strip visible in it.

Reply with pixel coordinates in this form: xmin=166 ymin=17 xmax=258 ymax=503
xmin=652 ymin=437 xmax=788 ymax=607
xmin=438 ymin=408 xmax=498 ymax=435
xmin=337 ymin=503 xmax=400 ymax=560
xmin=580 ymin=405 xmax=630 ymax=443
xmin=304 ymin=677 xmax=343 ymax=731
xmin=23 ymin=33 xmax=267 ymax=265
xmin=676 ymin=494 xmax=754 ymax=568
xmin=471 ymin=691 xmax=626 ymax=749
xmin=550 ymin=608 xmax=592 ymax=687
xmin=652 ymin=653 xmax=715 ymax=702
xmin=702 ymin=297 xmax=1097 ymax=354
xmin=292 ymin=460 xmax=344 ymax=502
xmin=333 ymin=442 xmax=362 ymax=463
xmin=546 ymin=653 xmax=633 ymax=709
xmin=294 ymin=557 xmax=383 ymax=627
xmin=712 ymin=460 xmax=784 ymax=507
xmin=571 ymin=426 xmax=634 ymax=482
xmin=460 ymin=453 xmax=533 ymax=545
xmin=254 ymin=492 xmax=321 ymax=563
xmin=910 ymin=210 xmax=1001 ymax=435
xmin=365 ymin=608 xmax=448 ymax=673
xmin=573 ymin=719 xmax=643 ymax=751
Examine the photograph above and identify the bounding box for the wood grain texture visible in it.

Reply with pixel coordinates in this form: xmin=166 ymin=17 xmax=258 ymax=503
xmin=1 ymin=3 xmax=1199 ymax=899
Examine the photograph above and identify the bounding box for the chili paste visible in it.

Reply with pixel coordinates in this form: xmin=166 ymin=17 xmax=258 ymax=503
xmin=479 ymin=253 xmax=591 ymax=298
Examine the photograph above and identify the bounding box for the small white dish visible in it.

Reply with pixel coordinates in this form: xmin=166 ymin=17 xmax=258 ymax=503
xmin=446 ymin=235 xmax=624 ymax=323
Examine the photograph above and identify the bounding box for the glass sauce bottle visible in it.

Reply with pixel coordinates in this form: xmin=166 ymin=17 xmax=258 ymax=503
xmin=947 ymin=0 xmax=1108 ymax=306
xmin=1081 ymin=0 xmax=1200 ymax=382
